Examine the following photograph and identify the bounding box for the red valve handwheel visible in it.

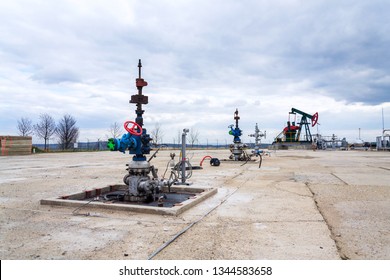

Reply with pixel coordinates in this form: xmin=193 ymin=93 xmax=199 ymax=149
xmin=124 ymin=121 xmax=143 ymax=136
xmin=311 ymin=112 xmax=318 ymax=127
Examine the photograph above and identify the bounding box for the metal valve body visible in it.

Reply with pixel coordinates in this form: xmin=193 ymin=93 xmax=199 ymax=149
xmin=228 ymin=109 xmax=245 ymax=160
xmin=107 ymin=60 xmax=166 ymax=202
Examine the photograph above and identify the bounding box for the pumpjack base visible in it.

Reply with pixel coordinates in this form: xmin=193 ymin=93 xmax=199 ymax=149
xmin=270 ymin=142 xmax=315 ymax=150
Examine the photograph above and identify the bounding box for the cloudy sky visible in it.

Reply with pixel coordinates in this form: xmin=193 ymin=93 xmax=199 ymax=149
xmin=1 ymin=0 xmax=389 ymax=145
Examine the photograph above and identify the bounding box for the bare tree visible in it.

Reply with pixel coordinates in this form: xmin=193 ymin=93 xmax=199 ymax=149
xmin=108 ymin=122 xmax=123 ymax=139
xmin=34 ymin=113 xmax=56 ymax=151
xmin=17 ymin=117 xmax=34 ymax=136
xmin=150 ymin=122 xmax=164 ymax=145
xmin=56 ymin=114 xmax=79 ymax=150
xmin=189 ymin=128 xmax=200 ymax=148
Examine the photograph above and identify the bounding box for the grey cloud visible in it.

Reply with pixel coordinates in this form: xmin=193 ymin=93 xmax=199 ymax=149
xmin=1 ymin=0 xmax=390 ymax=143
xmin=30 ymin=68 xmax=82 ymax=84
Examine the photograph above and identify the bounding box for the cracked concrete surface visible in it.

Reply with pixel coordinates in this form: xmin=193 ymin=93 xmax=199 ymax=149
xmin=0 ymin=149 xmax=389 ymax=259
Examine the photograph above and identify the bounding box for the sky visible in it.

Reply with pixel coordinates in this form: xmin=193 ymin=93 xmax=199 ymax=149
xmin=1 ymin=0 xmax=389 ymax=145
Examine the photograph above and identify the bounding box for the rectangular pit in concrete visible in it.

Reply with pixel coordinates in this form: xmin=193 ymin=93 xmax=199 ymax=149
xmin=40 ymin=184 xmax=217 ymax=216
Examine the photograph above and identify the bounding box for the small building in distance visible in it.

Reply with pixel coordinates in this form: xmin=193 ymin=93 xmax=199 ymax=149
xmin=0 ymin=136 xmax=32 ymax=156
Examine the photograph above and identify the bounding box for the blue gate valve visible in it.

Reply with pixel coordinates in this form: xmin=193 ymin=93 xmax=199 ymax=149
xmin=107 ymin=133 xmax=137 ymax=154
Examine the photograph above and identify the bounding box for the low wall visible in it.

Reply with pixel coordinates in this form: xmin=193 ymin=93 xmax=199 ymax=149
xmin=270 ymin=142 xmax=315 ymax=150
xmin=0 ymin=136 xmax=32 ymax=156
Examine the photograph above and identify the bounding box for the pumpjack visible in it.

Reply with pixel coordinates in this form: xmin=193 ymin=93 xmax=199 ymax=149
xmin=273 ymin=108 xmax=318 ymax=149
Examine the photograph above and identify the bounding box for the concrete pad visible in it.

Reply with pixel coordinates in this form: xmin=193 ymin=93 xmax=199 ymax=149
xmin=309 ymin=183 xmax=390 ymax=259
xmin=0 ymin=149 xmax=389 ymax=260
xmin=331 ymin=173 xmax=390 ymax=186
xmin=152 ymin=221 xmax=338 ymax=260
